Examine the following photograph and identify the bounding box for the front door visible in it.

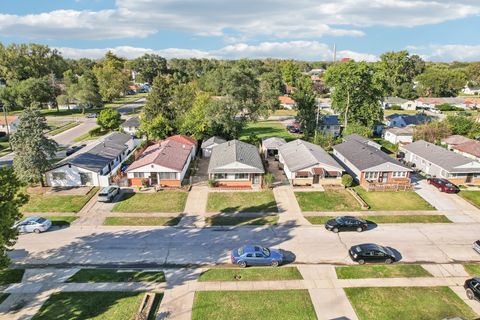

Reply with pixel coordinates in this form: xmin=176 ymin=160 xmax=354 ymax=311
xmin=150 ymin=173 xmax=159 ymax=185
xmin=466 ymin=173 xmax=474 ymax=183
xmin=313 ymin=175 xmax=320 ymax=184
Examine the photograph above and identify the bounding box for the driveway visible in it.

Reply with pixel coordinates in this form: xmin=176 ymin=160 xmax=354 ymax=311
xmin=414 ymin=178 xmax=477 ymax=211
xmin=116 ymin=98 xmax=146 ymax=114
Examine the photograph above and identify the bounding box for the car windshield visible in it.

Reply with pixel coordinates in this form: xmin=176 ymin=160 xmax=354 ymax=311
xmin=335 ymin=217 xmax=346 ymax=223
xmin=445 ymin=183 xmax=454 ymax=187
xmin=36 ymin=218 xmax=46 ymax=223
xmin=238 ymin=247 xmax=245 ymax=255
xmin=354 ymin=246 xmax=362 ymax=253
xmin=99 ymin=192 xmax=108 ymax=196
xmin=262 ymin=247 xmax=270 ymax=257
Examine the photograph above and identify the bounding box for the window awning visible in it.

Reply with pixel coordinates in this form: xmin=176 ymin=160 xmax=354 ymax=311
xmin=312 ymin=168 xmax=325 ymax=175
xmin=296 ymin=171 xmax=310 ymax=178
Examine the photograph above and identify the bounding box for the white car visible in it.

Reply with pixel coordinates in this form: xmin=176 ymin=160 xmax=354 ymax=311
xmin=473 ymin=240 xmax=480 ymax=254
xmin=98 ymin=186 xmax=120 ymax=202
xmin=14 ymin=217 xmax=52 ymax=233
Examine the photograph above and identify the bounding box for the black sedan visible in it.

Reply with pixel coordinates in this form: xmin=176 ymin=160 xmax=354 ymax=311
xmin=349 ymin=243 xmax=397 ymax=264
xmin=325 ymin=216 xmax=368 ymax=233
xmin=464 ymin=277 xmax=480 ymax=301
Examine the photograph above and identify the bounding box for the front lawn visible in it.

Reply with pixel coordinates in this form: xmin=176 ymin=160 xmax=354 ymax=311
xmin=192 ymin=290 xmax=316 ymax=320
xmin=44 ymin=216 xmax=80 ymax=227
xmin=207 ymin=191 xmax=278 ymax=213
xmin=355 ymin=188 xmax=435 ymax=211
xmin=345 ymin=287 xmax=476 ymax=320
xmin=459 ymin=191 xmax=480 ymax=208
xmin=0 ymin=269 xmax=24 ymax=285
xmin=239 ymin=120 xmax=298 ymax=141
xmin=22 ymin=188 xmax=98 ymax=213
xmin=295 ymin=190 xmax=361 ymax=212
xmin=103 ymin=216 xmax=181 ymax=226
xmin=336 ymin=265 xmax=432 ymax=279
xmin=66 ymin=269 xmax=165 ymax=283
xmin=463 ymin=264 xmax=480 ymax=276
xmin=198 ymin=267 xmax=302 ymax=282
xmin=305 ymin=215 xmax=451 ymax=224
xmin=112 ymin=191 xmax=188 ymax=213
xmin=206 ymin=215 xmax=278 ymax=226
xmin=49 ymin=122 xmax=80 ymax=136
xmin=32 ymin=291 xmax=159 ymax=320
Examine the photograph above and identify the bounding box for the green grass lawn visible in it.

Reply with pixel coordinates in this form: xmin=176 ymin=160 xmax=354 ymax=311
xmin=206 ymin=215 xmax=278 ymax=226
xmin=305 ymin=215 xmax=451 ymax=224
xmin=66 ymin=269 xmax=165 ymax=283
xmin=345 ymin=287 xmax=476 ymax=320
xmin=198 ymin=267 xmax=303 ymax=282
xmin=104 ymin=93 xmax=148 ymax=108
xmin=73 ymin=126 xmax=107 ymax=142
xmin=355 ymin=187 xmax=435 ymax=211
xmin=32 ymin=291 xmax=160 ymax=320
xmin=459 ymin=191 xmax=480 ymax=208
xmin=112 ymin=191 xmax=188 ymax=213
xmin=103 ymin=216 xmax=181 ymax=226
xmin=239 ymin=120 xmax=298 ymax=141
xmin=192 ymin=290 xmax=316 ymax=320
xmin=0 ymin=293 xmax=9 ymax=305
xmin=43 ymin=216 xmax=79 ymax=227
xmin=463 ymin=264 xmax=480 ymax=276
xmin=207 ymin=191 xmax=278 ymax=213
xmin=295 ymin=190 xmax=361 ymax=212
xmin=384 ymin=109 xmax=419 ymax=116
xmin=0 ymin=269 xmax=24 ymax=285
xmin=336 ymin=265 xmax=432 ymax=279
xmin=48 ymin=122 xmax=80 ymax=136
xmin=22 ymin=188 xmax=98 ymax=213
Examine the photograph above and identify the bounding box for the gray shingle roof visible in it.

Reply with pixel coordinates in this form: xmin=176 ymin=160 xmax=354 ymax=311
xmin=120 ymin=116 xmax=140 ymax=128
xmin=278 ymin=139 xmax=343 ymax=172
xmin=262 ymin=137 xmax=287 ymax=150
xmin=201 ymin=136 xmax=227 ymax=148
xmin=320 ymin=115 xmax=340 ymax=126
xmin=208 ymin=140 xmax=264 ymax=174
xmin=344 ymin=134 xmax=381 ymax=149
xmin=334 ymin=139 xmax=410 ymax=171
xmin=384 ymin=97 xmax=409 ymax=104
xmin=401 ymin=140 xmax=480 ymax=173
xmin=385 ymin=113 xmax=432 ymax=126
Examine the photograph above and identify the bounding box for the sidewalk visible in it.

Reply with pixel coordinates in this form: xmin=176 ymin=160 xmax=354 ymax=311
xmin=177 ymin=185 xmax=208 ymax=228
xmin=273 ymin=185 xmax=310 ymax=226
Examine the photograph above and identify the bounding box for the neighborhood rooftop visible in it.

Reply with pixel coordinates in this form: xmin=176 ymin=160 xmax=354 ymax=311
xmin=201 ymin=136 xmax=226 ymax=148
xmin=278 ymin=139 xmax=342 ymax=172
xmin=208 ymin=139 xmax=264 ymax=174
xmin=320 ymin=115 xmax=340 ymax=126
xmin=120 ymin=116 xmax=140 ymax=128
xmin=262 ymin=137 xmax=287 ymax=150
xmin=385 ymin=127 xmax=414 ymax=135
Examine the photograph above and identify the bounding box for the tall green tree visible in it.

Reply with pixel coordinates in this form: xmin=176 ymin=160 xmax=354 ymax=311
xmin=0 ymin=167 xmax=28 ymax=268
xmin=293 ymin=76 xmax=317 ymax=139
xmin=93 ymin=52 xmax=130 ymax=102
xmin=325 ymin=60 xmax=383 ymax=129
xmin=10 ymin=108 xmax=57 ymax=186
xmin=139 ymin=114 xmax=173 ymax=141
xmin=415 ymin=66 xmax=467 ymax=97
xmin=143 ymin=75 xmax=175 ymax=122
xmin=97 ymin=109 xmax=121 ymax=131
xmin=180 ymin=92 xmax=212 ymax=140
xmin=129 ymin=54 xmax=167 ymax=84
xmin=281 ymin=61 xmax=301 ymax=86
xmin=75 ymin=71 xmax=103 ymax=110
xmin=259 ymin=71 xmax=282 ymax=111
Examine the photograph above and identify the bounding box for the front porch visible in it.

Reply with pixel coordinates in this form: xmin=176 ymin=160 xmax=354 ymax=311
xmin=290 ymin=168 xmax=342 ymax=187
xmin=208 ymin=173 xmax=262 ymax=188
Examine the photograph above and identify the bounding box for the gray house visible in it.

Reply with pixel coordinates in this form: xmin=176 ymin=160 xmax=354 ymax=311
xmin=201 ymin=136 xmax=226 ymax=158
xmin=120 ymin=116 xmax=140 ymax=136
xmin=400 ymin=140 xmax=480 ymax=185
xmin=318 ymin=115 xmax=341 ymax=138
xmin=261 ymin=137 xmax=287 ymax=158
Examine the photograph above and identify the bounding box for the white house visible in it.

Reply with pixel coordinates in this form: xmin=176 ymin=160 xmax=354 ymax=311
xmin=318 ymin=115 xmax=341 ymax=138
xmin=382 ymin=97 xmax=417 ymax=111
xmin=45 ymin=132 xmax=138 ymax=187
xmin=278 ymin=96 xmax=296 ymax=109
xmin=201 ymin=136 xmax=226 ymax=158
xmin=0 ymin=116 xmax=19 ymax=134
xmin=383 ymin=127 xmax=414 ymax=145
xmin=462 ymin=85 xmax=480 ymax=95
xmin=120 ymin=116 xmax=141 ymax=136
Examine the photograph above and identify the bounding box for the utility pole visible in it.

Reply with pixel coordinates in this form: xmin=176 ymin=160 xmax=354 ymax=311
xmin=314 ymin=103 xmax=320 ymax=141
xmin=333 ymin=43 xmax=337 ymax=63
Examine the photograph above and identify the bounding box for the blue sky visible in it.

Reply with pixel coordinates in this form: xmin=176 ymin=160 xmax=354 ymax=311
xmin=0 ymin=0 xmax=479 ymax=61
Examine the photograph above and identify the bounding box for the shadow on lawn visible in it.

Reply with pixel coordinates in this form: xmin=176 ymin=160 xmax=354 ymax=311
xmin=219 ymin=201 xmax=279 ymax=214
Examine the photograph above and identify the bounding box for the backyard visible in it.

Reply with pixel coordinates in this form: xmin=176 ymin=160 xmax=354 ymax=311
xmin=355 ymin=188 xmax=435 ymax=211
xmin=207 ymin=191 xmax=278 ymax=213
xmin=112 ymin=191 xmax=188 ymax=213
xmin=239 ymin=120 xmax=298 ymax=141
xmin=22 ymin=188 xmax=98 ymax=213
xmin=295 ymin=190 xmax=361 ymax=212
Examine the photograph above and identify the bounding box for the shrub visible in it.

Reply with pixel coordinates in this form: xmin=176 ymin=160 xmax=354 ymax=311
xmin=264 ymin=173 xmax=274 ymax=189
xmin=341 ymin=174 xmax=353 ymax=188
xmin=207 ymin=179 xmax=216 ymax=188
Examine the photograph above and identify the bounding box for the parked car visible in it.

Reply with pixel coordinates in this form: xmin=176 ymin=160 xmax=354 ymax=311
xmin=86 ymin=113 xmax=97 ymax=118
xmin=231 ymin=245 xmax=283 ymax=267
xmin=349 ymin=243 xmax=397 ymax=264
xmin=66 ymin=144 xmax=86 ymax=156
xmin=473 ymin=240 xmax=480 ymax=254
xmin=14 ymin=217 xmax=52 ymax=233
xmin=325 ymin=216 xmax=368 ymax=233
xmin=464 ymin=277 xmax=480 ymax=301
xmin=427 ymin=177 xmax=459 ymax=193
xmin=97 ymin=186 xmax=120 ymax=202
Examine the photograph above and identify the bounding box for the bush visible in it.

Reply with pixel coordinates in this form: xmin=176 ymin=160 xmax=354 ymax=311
xmin=436 ymin=104 xmax=456 ymax=112
xmin=264 ymin=173 xmax=274 ymax=189
xmin=390 ymin=105 xmax=402 ymax=110
xmin=341 ymin=174 xmax=353 ymax=188
xmin=89 ymin=127 xmax=103 ymax=136
xmin=207 ymin=179 xmax=216 ymax=188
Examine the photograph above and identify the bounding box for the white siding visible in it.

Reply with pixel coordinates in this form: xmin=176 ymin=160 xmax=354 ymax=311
xmin=46 ymin=165 xmax=99 ymax=187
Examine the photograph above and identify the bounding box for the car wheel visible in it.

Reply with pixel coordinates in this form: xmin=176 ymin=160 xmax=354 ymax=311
xmin=358 ymin=259 xmax=365 ymax=265
xmin=466 ymin=288 xmax=475 ymax=300
xmin=33 ymin=229 xmax=41 ymax=234
xmin=333 ymin=227 xmax=339 ymax=233
xmin=271 ymin=260 xmax=279 ymax=267
xmin=356 ymin=227 xmax=363 ymax=232
xmin=238 ymin=261 xmax=247 ymax=268
xmin=385 ymin=258 xmax=393 ymax=264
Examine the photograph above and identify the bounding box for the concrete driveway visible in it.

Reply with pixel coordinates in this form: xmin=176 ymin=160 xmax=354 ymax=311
xmin=414 ymin=178 xmax=477 ymax=211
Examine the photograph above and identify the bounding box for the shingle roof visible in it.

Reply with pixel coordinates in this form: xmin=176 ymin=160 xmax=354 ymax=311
xmin=441 ymin=135 xmax=472 ymax=146
xmin=54 ymin=132 xmax=132 ymax=173
xmin=165 ymin=135 xmax=197 ymax=146
xmin=279 ymin=139 xmax=343 ymax=172
xmin=201 ymin=136 xmax=227 ymax=149
xmin=120 ymin=116 xmax=140 ymax=128
xmin=344 ymin=134 xmax=381 ymax=149
xmin=208 ymin=140 xmax=264 ymax=174
xmin=278 ymin=96 xmax=295 ymax=104
xmin=401 ymin=140 xmax=480 ymax=173
xmin=0 ymin=115 xmax=18 ymax=125
xmin=127 ymin=139 xmax=192 ymax=172
xmin=454 ymin=140 xmax=480 ymax=158
xmin=320 ymin=115 xmax=340 ymax=126
xmin=385 ymin=127 xmax=414 ymax=136
xmin=262 ymin=137 xmax=287 ymax=150
xmin=334 ymin=139 xmax=410 ymax=172
xmin=385 ymin=113 xmax=431 ymax=126
xmin=384 ymin=97 xmax=409 ymax=104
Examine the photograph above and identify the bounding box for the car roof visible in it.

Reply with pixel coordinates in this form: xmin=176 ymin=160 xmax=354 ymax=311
xmin=242 ymin=245 xmax=263 ymax=253
xmin=357 ymin=243 xmax=385 ymax=252
xmin=22 ymin=217 xmax=41 ymax=222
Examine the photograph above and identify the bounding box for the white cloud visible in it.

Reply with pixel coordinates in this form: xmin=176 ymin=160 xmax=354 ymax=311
xmin=408 ymin=44 xmax=480 ymax=61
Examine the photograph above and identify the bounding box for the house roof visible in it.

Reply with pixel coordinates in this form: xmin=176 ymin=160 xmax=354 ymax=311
xmin=453 ymin=140 xmax=480 ymax=158
xmin=385 ymin=113 xmax=431 ymax=126
xmin=278 ymin=96 xmax=295 ymax=104
xmin=441 ymin=135 xmax=472 ymax=146
xmin=384 ymin=97 xmax=409 ymax=105
xmin=165 ymin=135 xmax=197 ymax=146
xmin=0 ymin=115 xmax=18 ymax=125
xmin=201 ymin=136 xmax=227 ymax=149
xmin=262 ymin=137 xmax=287 ymax=150
xmin=417 ymin=97 xmax=465 ymax=105
xmin=278 ymin=139 xmax=343 ymax=172
xmin=334 ymin=139 xmax=411 ymax=172
xmin=208 ymin=140 xmax=264 ymax=174
xmin=120 ymin=116 xmax=140 ymax=128
xmin=385 ymin=127 xmax=414 ymax=136
xmin=344 ymin=134 xmax=381 ymax=149
xmin=320 ymin=115 xmax=340 ymax=126
xmin=53 ymin=132 xmax=132 ymax=173
xmin=127 ymin=139 xmax=192 ymax=172
xmin=401 ymin=140 xmax=480 ymax=173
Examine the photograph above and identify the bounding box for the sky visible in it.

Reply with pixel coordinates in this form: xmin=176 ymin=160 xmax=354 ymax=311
xmin=0 ymin=0 xmax=479 ymax=62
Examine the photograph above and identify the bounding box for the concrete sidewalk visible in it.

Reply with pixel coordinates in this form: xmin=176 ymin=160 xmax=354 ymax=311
xmin=178 ymin=185 xmax=208 ymax=228
xmin=274 ymin=185 xmax=310 ymax=225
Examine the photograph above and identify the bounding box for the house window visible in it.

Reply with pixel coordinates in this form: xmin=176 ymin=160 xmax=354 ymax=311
xmin=234 ymin=173 xmax=249 ymax=180
xmin=393 ymin=172 xmax=407 ymax=178
xmin=133 ymin=172 xmax=144 ymax=178
xmin=214 ymin=173 xmax=227 ymax=180
xmin=159 ymin=172 xmax=177 ymax=180
xmin=51 ymin=172 xmax=66 ymax=180
xmin=79 ymin=172 xmax=93 ymax=185
xmin=365 ymin=172 xmax=379 ymax=180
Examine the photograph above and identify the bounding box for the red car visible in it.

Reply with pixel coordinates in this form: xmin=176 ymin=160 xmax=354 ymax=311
xmin=427 ymin=177 xmax=459 ymax=193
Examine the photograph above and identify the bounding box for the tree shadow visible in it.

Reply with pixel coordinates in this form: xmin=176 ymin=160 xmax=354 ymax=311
xmin=219 ymin=201 xmax=279 ymax=214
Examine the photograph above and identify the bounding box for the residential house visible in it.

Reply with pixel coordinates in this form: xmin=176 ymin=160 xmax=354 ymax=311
xmin=120 ymin=116 xmax=141 ymax=136
xmin=201 ymin=136 xmax=226 ymax=158
xmin=126 ymin=139 xmax=192 ymax=187
xmin=385 ymin=113 xmax=431 ymax=128
xmin=344 ymin=134 xmax=382 ymax=150
xmin=208 ymin=140 xmax=264 ymax=188
xmin=333 ymin=137 xmax=412 ymax=191
xmin=441 ymin=135 xmax=472 ymax=150
xmin=400 ymin=140 xmax=480 ymax=185
xmin=462 ymin=85 xmax=480 ymax=95
xmin=382 ymin=97 xmax=416 ymax=111
xmin=165 ymin=135 xmax=197 ymax=159
xmin=451 ymin=139 xmax=480 ymax=161
xmin=45 ymin=132 xmax=138 ymax=187
xmin=383 ymin=127 xmax=414 ymax=145
xmin=0 ymin=116 xmax=19 ymax=134
xmin=261 ymin=137 xmax=286 ymax=158
xmin=416 ymin=97 xmax=467 ymax=110
xmin=278 ymin=139 xmax=343 ymax=186
xmin=318 ymin=115 xmax=341 ymax=138
xmin=278 ymin=95 xmax=296 ymax=109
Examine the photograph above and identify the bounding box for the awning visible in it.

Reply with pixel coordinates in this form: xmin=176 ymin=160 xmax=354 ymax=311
xmin=296 ymin=171 xmax=310 ymax=178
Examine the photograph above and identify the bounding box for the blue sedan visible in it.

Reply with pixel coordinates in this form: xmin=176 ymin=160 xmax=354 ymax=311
xmin=231 ymin=245 xmax=283 ymax=267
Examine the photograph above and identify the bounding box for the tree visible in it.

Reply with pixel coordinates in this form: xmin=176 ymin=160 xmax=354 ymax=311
xmin=293 ymin=76 xmax=317 ymax=139
xmin=414 ymin=121 xmax=451 ymax=143
xmin=10 ymin=108 xmax=58 ymax=186
xmin=281 ymin=61 xmax=301 ymax=86
xmin=75 ymin=71 xmax=103 ymax=110
xmin=129 ymin=54 xmax=167 ymax=84
xmin=259 ymin=71 xmax=282 ymax=112
xmin=341 ymin=174 xmax=353 ymax=188
xmin=97 ymin=109 xmax=121 ymax=131
xmin=143 ymin=75 xmax=175 ymax=122
xmin=325 ymin=61 xmax=383 ymax=129
xmin=415 ymin=66 xmax=467 ymax=97
xmin=93 ymin=52 xmax=130 ymax=102
xmin=342 ymin=123 xmax=373 ymax=138
xmin=0 ymin=167 xmax=28 ymax=268
xmin=139 ymin=114 xmax=173 ymax=141
xmin=312 ymin=133 xmax=341 ymax=151
xmin=7 ymin=77 xmax=53 ymax=109
xmin=180 ymin=92 xmax=212 ymax=140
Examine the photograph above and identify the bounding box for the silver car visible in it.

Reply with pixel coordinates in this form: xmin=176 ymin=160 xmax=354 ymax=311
xmin=15 ymin=217 xmax=52 ymax=233
xmin=98 ymin=186 xmax=120 ymax=202
xmin=473 ymin=240 xmax=480 ymax=254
